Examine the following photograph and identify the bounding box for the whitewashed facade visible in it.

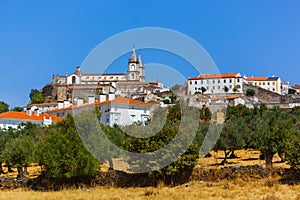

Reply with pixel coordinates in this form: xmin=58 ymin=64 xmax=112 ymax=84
xmin=188 ymin=73 xmax=244 ymax=95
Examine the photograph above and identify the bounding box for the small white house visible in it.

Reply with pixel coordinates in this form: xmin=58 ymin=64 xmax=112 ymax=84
xmin=0 ymin=111 xmax=62 ymax=129
xmin=100 ymin=97 xmax=151 ymax=127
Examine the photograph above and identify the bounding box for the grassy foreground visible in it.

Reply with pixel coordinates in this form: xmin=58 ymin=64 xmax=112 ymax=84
xmin=0 ymin=183 xmax=300 ymax=200
xmin=0 ymin=150 xmax=298 ymax=200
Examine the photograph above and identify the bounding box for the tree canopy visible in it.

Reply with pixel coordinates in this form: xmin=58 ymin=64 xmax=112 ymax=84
xmin=0 ymin=101 xmax=9 ymax=113
xmin=29 ymin=89 xmax=45 ymax=104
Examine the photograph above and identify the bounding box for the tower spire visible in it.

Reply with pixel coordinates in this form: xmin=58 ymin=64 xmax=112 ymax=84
xmin=138 ymin=53 xmax=142 ymax=65
xmin=131 ymin=48 xmax=136 ymax=61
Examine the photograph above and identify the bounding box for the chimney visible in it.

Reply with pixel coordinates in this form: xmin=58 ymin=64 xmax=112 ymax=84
xmin=58 ymin=102 xmax=64 ymax=109
xmin=108 ymin=93 xmax=115 ymax=101
xmin=63 ymin=100 xmax=71 ymax=108
xmin=88 ymin=96 xmax=95 ymax=104
xmin=26 ymin=108 xmax=32 ymax=116
xmin=76 ymin=98 xmax=84 ymax=107
xmin=34 ymin=109 xmax=40 ymax=116
xmin=99 ymin=94 xmax=107 ymax=103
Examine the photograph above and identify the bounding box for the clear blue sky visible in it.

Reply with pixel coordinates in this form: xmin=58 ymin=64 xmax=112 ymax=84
xmin=0 ymin=0 xmax=299 ymax=108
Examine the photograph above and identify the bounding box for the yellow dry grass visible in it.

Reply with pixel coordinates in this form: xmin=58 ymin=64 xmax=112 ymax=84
xmin=0 ymin=183 xmax=299 ymax=200
xmin=196 ymin=149 xmax=290 ymax=169
xmin=0 ymin=150 xmax=297 ymax=200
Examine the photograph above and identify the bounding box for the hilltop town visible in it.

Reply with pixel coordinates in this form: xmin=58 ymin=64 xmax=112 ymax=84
xmin=0 ymin=49 xmax=300 ymax=129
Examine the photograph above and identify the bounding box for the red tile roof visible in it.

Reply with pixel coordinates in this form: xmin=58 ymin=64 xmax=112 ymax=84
xmin=246 ymin=77 xmax=269 ymax=81
xmin=188 ymin=73 xmax=241 ymax=80
xmin=47 ymin=97 xmax=152 ymax=113
xmin=291 ymin=85 xmax=300 ymax=89
xmin=109 ymin=97 xmax=151 ymax=106
xmin=0 ymin=111 xmax=62 ymax=121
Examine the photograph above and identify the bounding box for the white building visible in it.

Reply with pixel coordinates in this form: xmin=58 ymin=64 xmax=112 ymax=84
xmin=281 ymin=82 xmax=290 ymax=95
xmin=245 ymin=76 xmax=282 ymax=94
xmin=100 ymin=97 xmax=151 ymax=127
xmin=47 ymin=95 xmax=153 ymax=127
xmin=188 ymin=73 xmax=244 ymax=95
xmin=26 ymin=102 xmax=58 ymax=113
xmin=0 ymin=110 xmax=62 ymax=129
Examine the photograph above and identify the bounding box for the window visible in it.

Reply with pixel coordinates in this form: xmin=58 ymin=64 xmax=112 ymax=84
xmin=273 ymin=82 xmax=276 ymax=85
xmin=195 ymin=81 xmax=197 ymax=85
xmin=72 ymin=76 xmax=76 ymax=84
xmin=230 ymin=79 xmax=232 ymax=83
xmin=224 ymin=79 xmax=226 ymax=83
xmin=237 ymin=79 xmax=240 ymax=83
xmin=201 ymin=80 xmax=203 ymax=84
xmin=229 ymin=85 xmax=232 ymax=89
xmin=218 ymin=79 xmax=220 ymax=83
xmin=212 ymin=80 xmax=215 ymax=84
xmin=218 ymin=86 xmax=220 ymax=89
xmin=195 ymin=87 xmax=197 ymax=90
xmin=212 ymin=86 xmax=215 ymax=90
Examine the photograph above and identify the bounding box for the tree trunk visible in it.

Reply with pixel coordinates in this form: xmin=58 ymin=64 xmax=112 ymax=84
xmin=17 ymin=167 xmax=24 ymax=179
xmin=222 ymin=150 xmax=230 ymax=165
xmin=23 ymin=166 xmax=29 ymax=175
xmin=108 ymin=159 xmax=114 ymax=171
xmin=228 ymin=150 xmax=238 ymax=159
xmin=265 ymin=153 xmax=274 ymax=167
xmin=278 ymin=150 xmax=285 ymax=162
xmin=0 ymin=163 xmax=4 ymax=174
xmin=7 ymin=164 xmax=14 ymax=173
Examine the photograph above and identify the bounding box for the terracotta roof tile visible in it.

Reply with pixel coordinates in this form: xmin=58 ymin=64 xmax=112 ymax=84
xmin=48 ymin=97 xmax=151 ymax=113
xmin=0 ymin=111 xmax=62 ymax=121
xmin=246 ymin=77 xmax=268 ymax=81
xmin=188 ymin=73 xmax=241 ymax=80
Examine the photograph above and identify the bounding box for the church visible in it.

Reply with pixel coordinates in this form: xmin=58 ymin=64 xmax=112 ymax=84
xmin=44 ymin=49 xmax=163 ymax=103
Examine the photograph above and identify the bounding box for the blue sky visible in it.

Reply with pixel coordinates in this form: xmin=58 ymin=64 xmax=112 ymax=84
xmin=0 ymin=1 xmax=299 ymax=108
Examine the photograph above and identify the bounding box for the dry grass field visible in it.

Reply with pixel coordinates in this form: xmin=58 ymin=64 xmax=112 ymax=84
xmin=0 ymin=183 xmax=299 ymax=200
xmin=0 ymin=149 xmax=297 ymax=200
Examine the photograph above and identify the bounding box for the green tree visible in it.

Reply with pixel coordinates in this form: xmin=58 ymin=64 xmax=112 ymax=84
xmin=201 ymin=87 xmax=207 ymax=94
xmin=233 ymin=86 xmax=238 ymax=93
xmin=252 ymin=107 xmax=294 ymax=166
xmin=223 ymin=86 xmax=229 ymax=93
xmin=285 ymin=135 xmax=300 ymax=171
xmin=0 ymin=101 xmax=9 ymax=113
xmin=214 ymin=115 xmax=247 ymax=165
xmin=288 ymin=88 xmax=296 ymax=94
xmin=29 ymin=89 xmax=45 ymax=104
xmin=13 ymin=106 xmax=24 ymax=112
xmin=2 ymin=135 xmax=34 ymax=178
xmin=246 ymin=88 xmax=256 ymax=96
xmin=119 ymin=101 xmax=202 ymax=177
xmin=35 ymin=114 xmax=100 ymax=178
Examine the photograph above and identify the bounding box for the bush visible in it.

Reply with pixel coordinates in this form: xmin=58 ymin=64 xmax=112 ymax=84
xmin=246 ymin=88 xmax=255 ymax=96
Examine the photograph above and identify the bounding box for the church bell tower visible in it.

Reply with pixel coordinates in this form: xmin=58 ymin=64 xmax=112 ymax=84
xmin=127 ymin=48 xmax=144 ymax=82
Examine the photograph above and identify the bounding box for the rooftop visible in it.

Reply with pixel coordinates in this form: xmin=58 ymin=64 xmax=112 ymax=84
xmin=0 ymin=111 xmax=62 ymax=121
xmin=188 ymin=73 xmax=241 ymax=80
